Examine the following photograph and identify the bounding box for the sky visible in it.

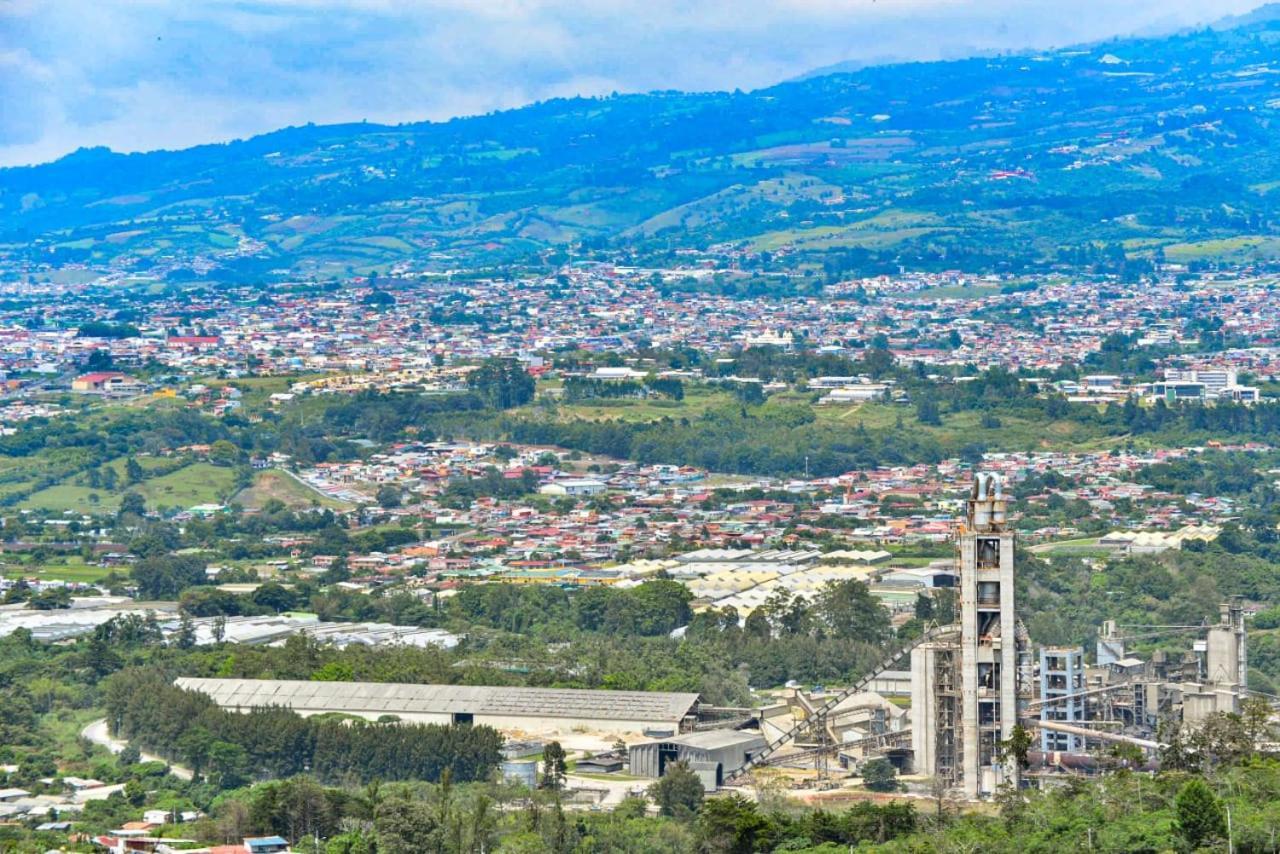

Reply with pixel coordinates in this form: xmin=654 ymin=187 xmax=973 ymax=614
xmin=0 ymin=0 xmax=1267 ymax=167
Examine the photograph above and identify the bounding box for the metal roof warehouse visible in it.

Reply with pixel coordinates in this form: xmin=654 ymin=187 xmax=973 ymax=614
xmin=175 ymin=677 xmax=700 ymax=736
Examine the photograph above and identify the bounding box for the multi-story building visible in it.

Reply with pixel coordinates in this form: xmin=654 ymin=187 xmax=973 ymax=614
xmin=911 ymin=473 xmax=1028 ymax=799
xmin=1038 ymin=647 xmax=1085 ymax=752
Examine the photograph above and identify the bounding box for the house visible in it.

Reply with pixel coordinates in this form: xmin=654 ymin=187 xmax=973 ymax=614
xmin=167 ymin=335 xmax=222 ymax=348
xmin=71 ymin=372 xmax=143 ymax=396
xmin=819 ymin=384 xmax=891 ymax=404
xmin=209 ymin=837 xmax=293 ymax=854
xmin=539 ymin=479 xmax=607 ymax=497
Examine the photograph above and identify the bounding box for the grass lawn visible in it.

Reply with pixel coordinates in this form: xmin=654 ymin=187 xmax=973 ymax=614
xmin=19 ymin=483 xmax=116 ymax=513
xmin=523 ymin=382 xmax=1124 ymax=456
xmin=1162 ymin=236 xmax=1280 ymax=262
xmin=20 ymin=461 xmax=239 ymax=514
xmin=536 ymin=383 xmax=731 ymax=424
xmin=44 ymin=707 xmax=115 ymax=765
xmin=138 ymin=463 xmax=239 ymax=511
xmin=2 ymin=556 xmax=112 ymax=584
xmin=812 ymin=401 xmax=1116 ymax=452
xmin=225 ymin=373 xmax=331 ymax=411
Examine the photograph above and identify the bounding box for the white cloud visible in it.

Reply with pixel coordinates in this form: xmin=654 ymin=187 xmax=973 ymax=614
xmin=0 ymin=0 xmax=1266 ymax=166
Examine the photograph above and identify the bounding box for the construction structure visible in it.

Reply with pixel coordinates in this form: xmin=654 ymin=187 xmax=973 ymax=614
xmin=720 ymin=477 xmax=1027 ymax=794
xmin=1038 ymin=647 xmax=1085 ymax=752
xmin=911 ymin=472 xmax=1027 ymax=798
xmin=720 ymin=471 xmax=1257 ymax=799
xmin=724 ymin=472 xmax=1029 ymax=796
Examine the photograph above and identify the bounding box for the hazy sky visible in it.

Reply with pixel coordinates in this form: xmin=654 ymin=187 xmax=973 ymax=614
xmin=0 ymin=0 xmax=1266 ymax=167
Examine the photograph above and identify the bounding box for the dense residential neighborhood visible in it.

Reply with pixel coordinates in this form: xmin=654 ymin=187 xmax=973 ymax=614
xmin=13 ymin=2 xmax=1280 ymax=850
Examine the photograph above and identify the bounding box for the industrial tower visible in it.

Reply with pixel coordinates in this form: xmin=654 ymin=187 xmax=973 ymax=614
xmin=912 ymin=473 xmax=1027 ymax=798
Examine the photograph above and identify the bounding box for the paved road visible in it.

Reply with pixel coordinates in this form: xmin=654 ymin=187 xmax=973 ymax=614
xmin=81 ymin=719 xmax=194 ymax=781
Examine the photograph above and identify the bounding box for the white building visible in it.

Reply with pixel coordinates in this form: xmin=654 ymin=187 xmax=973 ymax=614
xmin=539 ymin=478 xmax=607 ymax=497
xmin=175 ymin=678 xmax=700 ymax=736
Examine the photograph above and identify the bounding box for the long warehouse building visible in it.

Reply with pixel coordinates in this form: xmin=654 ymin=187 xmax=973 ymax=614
xmin=175 ymin=677 xmax=701 ymax=737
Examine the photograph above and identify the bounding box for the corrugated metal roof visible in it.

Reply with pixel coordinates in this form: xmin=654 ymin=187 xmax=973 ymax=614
xmin=175 ymin=677 xmax=699 ymax=722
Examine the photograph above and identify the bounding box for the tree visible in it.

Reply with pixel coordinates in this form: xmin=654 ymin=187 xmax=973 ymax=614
xmin=696 ymin=794 xmax=769 ymax=853
xmin=326 ymin=829 xmax=376 ymax=854
xmin=208 ymin=741 xmax=250 ymax=789
xmin=540 ymin=741 xmax=568 ymax=791
xmin=28 ymin=587 xmax=71 ymax=610
xmin=216 ymin=799 xmax=251 ymax=845
xmin=322 ymin=554 xmax=350 ymax=585
xmin=0 ymin=689 xmax=39 ymax=746
xmin=118 ymin=491 xmax=147 ymax=518
xmin=914 ymin=592 xmax=935 ymax=621
xmin=861 ymin=345 xmax=894 ymax=378
xmin=468 ymin=359 xmax=535 ymax=409
xmin=209 ymin=439 xmax=242 ymax=467
xmin=376 ymin=484 xmax=403 ymax=509
xmin=177 ymin=727 xmax=215 ymax=778
xmin=180 ymin=587 xmax=243 ymax=617
xmin=85 ymin=348 xmax=114 ymax=370
xmin=363 ymin=290 xmax=395 ymax=309
xmin=253 ymin=582 xmax=298 ymax=613
xmin=84 ymin=634 xmax=122 ymax=676
xmin=278 ymin=775 xmax=335 ymax=843
xmin=649 ymin=760 xmax=704 ymax=819
xmin=174 ymin=612 xmax=197 ymax=649
xmin=124 ymin=457 xmax=144 ymax=485
xmin=861 ymin=757 xmax=898 ymax=792
xmin=934 ymin=588 xmax=957 ymax=624
xmin=1174 ymin=778 xmax=1226 ymax=850
xmin=813 ymin=579 xmax=891 ymax=643
xmin=916 ymin=396 xmax=942 ymax=426
xmin=124 ymin=777 xmax=146 ymax=806
xmin=731 ymin=382 xmax=765 ymax=405
xmin=998 ymin=724 xmax=1033 ymax=772
xmin=132 ymin=554 xmax=208 ymax=599
xmin=375 ymin=797 xmax=440 ymax=854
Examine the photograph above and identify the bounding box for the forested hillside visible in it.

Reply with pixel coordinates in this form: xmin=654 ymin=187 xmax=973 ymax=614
xmin=8 ymin=10 xmax=1280 ymax=275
